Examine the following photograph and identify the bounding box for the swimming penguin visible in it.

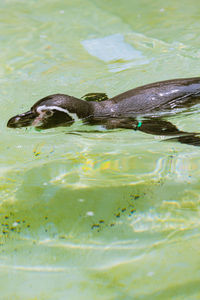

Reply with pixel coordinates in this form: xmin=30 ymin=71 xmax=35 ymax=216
xmin=7 ymin=77 xmax=200 ymax=146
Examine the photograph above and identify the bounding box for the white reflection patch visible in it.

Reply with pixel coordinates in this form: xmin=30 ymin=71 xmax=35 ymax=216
xmin=81 ymin=33 xmax=149 ymax=72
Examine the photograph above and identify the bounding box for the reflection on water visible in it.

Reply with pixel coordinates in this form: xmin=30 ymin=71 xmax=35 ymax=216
xmin=1 ymin=0 xmax=200 ymax=298
xmin=81 ymin=33 xmax=150 ymax=72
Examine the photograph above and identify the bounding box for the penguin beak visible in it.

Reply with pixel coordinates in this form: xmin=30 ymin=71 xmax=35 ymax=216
xmin=7 ymin=110 xmax=36 ymax=128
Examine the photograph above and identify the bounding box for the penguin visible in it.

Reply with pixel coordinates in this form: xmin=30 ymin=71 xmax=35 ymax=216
xmin=7 ymin=77 xmax=200 ymax=146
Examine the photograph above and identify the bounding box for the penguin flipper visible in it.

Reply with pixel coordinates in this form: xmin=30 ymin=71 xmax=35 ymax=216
xmin=103 ymin=118 xmax=183 ymax=134
xmin=102 ymin=117 xmax=200 ymax=147
xmin=81 ymin=93 xmax=109 ymax=102
xmin=136 ymin=119 xmax=185 ymax=136
xmin=137 ymin=118 xmax=200 ymax=147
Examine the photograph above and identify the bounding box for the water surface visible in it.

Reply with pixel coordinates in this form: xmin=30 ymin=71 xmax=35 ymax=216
xmin=1 ymin=0 xmax=200 ymax=299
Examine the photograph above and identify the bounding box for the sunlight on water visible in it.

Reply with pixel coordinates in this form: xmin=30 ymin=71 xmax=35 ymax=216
xmin=1 ymin=0 xmax=200 ymax=299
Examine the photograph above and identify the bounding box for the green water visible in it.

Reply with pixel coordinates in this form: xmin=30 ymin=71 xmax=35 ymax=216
xmin=1 ymin=0 xmax=200 ymax=299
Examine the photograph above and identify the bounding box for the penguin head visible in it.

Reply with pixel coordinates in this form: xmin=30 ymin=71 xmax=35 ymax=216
xmin=7 ymin=94 xmax=78 ymax=129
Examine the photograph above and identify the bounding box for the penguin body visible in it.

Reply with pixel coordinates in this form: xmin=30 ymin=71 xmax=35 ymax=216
xmin=7 ymin=77 xmax=200 ymax=146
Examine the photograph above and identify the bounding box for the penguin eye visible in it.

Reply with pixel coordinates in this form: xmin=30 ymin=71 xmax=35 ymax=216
xmin=45 ymin=110 xmax=53 ymax=116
